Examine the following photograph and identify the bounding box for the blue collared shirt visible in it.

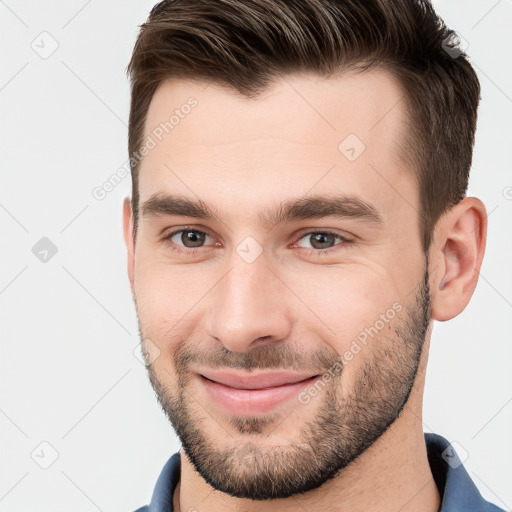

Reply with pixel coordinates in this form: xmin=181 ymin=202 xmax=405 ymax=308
xmin=134 ymin=433 xmax=505 ymax=512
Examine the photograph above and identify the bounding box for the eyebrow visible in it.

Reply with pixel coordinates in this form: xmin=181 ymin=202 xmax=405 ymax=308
xmin=141 ymin=192 xmax=383 ymax=228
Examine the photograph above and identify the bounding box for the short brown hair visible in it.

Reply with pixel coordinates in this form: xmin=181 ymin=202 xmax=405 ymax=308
xmin=127 ymin=0 xmax=480 ymax=252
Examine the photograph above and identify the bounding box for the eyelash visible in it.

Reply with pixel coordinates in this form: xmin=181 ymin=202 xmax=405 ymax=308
xmin=162 ymin=227 xmax=354 ymax=258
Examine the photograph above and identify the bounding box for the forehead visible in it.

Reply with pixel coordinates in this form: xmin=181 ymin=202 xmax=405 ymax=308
xmin=144 ymin=69 xmax=407 ymax=153
xmin=138 ymin=70 xmax=416 ymax=229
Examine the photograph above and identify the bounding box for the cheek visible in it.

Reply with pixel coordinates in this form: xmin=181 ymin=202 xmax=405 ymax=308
xmin=287 ymin=264 xmax=402 ymax=360
xmin=133 ymin=254 xmax=206 ymax=355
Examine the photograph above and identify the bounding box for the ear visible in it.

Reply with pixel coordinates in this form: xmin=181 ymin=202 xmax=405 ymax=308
xmin=430 ymin=197 xmax=487 ymax=322
xmin=123 ymin=197 xmax=136 ymax=294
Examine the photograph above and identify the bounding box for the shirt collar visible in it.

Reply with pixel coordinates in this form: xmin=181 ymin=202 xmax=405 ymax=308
xmin=424 ymin=433 xmax=502 ymax=512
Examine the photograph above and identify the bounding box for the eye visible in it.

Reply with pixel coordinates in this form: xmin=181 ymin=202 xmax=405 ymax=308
xmin=294 ymin=231 xmax=352 ymax=256
xmin=163 ymin=228 xmax=216 ymax=253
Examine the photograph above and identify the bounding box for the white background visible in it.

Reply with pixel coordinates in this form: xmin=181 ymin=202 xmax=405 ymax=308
xmin=1 ymin=1 xmax=511 ymax=510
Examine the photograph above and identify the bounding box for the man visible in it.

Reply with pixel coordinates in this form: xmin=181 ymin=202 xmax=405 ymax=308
xmin=123 ymin=1 xmax=503 ymax=511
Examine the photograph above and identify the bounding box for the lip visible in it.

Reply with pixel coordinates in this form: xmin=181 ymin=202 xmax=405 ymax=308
xmin=195 ymin=369 xmax=321 ymax=414
xmin=199 ymin=369 xmax=318 ymax=389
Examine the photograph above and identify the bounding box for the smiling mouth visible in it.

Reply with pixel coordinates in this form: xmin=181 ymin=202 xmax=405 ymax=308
xmin=198 ymin=368 xmax=321 ymax=388
xmin=196 ymin=370 xmax=322 ymax=414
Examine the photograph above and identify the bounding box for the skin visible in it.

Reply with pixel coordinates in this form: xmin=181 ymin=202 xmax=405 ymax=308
xmin=123 ymin=69 xmax=487 ymax=512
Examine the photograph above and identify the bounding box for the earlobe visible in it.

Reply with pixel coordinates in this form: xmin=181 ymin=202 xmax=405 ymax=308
xmin=122 ymin=197 xmax=136 ymax=293
xmin=430 ymin=197 xmax=487 ymax=322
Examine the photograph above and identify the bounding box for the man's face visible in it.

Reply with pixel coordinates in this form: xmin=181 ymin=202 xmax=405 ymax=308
xmin=126 ymin=70 xmax=432 ymax=499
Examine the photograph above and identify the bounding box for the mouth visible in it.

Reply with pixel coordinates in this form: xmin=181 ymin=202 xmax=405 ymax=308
xmin=196 ymin=369 xmax=321 ymax=415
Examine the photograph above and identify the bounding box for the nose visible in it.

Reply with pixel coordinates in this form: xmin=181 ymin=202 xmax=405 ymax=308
xmin=204 ymin=253 xmax=293 ymax=353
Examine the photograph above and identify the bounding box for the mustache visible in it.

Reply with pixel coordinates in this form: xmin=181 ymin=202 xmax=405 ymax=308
xmin=173 ymin=340 xmax=343 ymax=375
